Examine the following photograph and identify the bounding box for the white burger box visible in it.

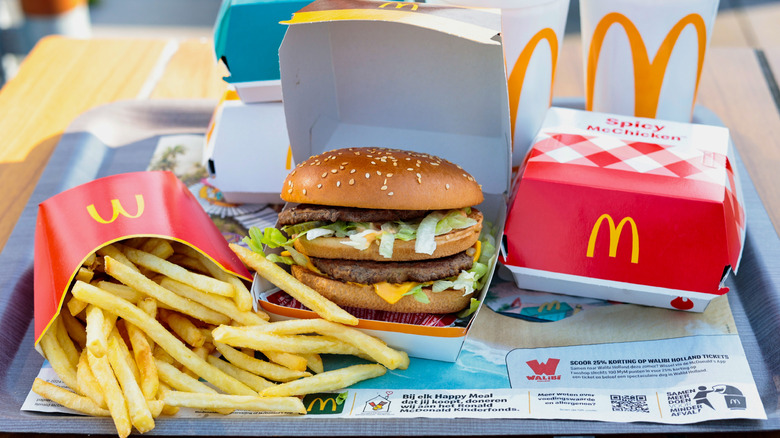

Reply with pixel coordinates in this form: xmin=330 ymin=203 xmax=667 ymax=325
xmin=501 ymin=107 xmax=746 ymax=312
xmin=204 ymin=89 xmax=295 ymax=204
xmin=252 ymin=0 xmax=511 ymax=362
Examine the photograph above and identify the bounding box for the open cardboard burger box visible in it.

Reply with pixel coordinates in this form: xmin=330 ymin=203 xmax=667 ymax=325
xmin=251 ymin=0 xmax=510 ymax=362
xmin=501 ymin=107 xmax=746 ymax=313
xmin=204 ymin=88 xmax=294 ymax=204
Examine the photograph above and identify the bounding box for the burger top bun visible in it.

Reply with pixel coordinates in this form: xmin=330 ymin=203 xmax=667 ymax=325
xmin=281 ymin=147 xmax=484 ymax=210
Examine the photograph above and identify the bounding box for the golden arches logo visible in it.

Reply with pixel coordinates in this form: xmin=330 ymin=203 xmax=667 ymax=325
xmin=586 ymin=214 xmax=639 ymax=264
xmin=586 ymin=12 xmax=707 ymax=118
xmin=379 ymin=2 xmax=418 ymax=11
xmin=306 ymin=397 xmax=339 ymax=412
xmin=507 ymin=28 xmax=558 ymax=146
xmin=86 ymin=195 xmax=145 ymax=224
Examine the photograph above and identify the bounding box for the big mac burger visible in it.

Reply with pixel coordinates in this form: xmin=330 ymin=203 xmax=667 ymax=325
xmin=253 ymin=147 xmax=494 ymax=316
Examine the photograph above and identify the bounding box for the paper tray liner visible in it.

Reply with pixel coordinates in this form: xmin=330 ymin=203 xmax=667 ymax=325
xmin=33 ymin=170 xmax=252 ymax=344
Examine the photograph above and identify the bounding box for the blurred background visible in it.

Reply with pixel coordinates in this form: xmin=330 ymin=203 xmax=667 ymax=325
xmin=0 ymin=0 xmax=778 ymax=87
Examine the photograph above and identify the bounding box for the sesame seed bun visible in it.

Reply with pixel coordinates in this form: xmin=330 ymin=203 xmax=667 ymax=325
xmin=281 ymin=147 xmax=484 ymax=210
xmin=293 ymin=208 xmax=483 ymax=261
xmin=291 ymin=265 xmax=475 ymax=314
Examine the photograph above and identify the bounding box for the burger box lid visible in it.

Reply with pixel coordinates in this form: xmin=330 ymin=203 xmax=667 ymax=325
xmin=500 ymin=107 xmax=746 ymax=312
xmin=33 ymin=171 xmax=252 ymax=352
xmin=212 ymin=0 xmax=312 ymax=103
xmin=251 ymin=0 xmax=512 ymax=362
xmin=204 ymin=88 xmax=296 ymax=203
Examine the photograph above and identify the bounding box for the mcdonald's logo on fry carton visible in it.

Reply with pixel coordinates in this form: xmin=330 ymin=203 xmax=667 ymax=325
xmin=501 ymin=107 xmax=745 ymax=312
xmin=33 ymin=171 xmax=252 ymax=343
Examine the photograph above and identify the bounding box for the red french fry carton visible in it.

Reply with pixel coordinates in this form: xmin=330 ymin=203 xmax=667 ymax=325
xmin=501 ymin=107 xmax=745 ymax=312
xmin=34 ymin=170 xmax=252 ymax=345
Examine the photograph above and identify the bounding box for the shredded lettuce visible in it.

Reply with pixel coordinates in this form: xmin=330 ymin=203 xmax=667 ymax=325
xmin=435 ymin=209 xmax=477 ymax=235
xmin=457 ymin=298 xmax=481 ymax=318
xmin=243 ymin=226 xmax=294 ymax=256
xmin=404 ymin=284 xmax=429 ymax=304
xmin=378 ymin=223 xmax=396 ymax=259
xmin=281 ymin=221 xmax=326 ymax=237
xmin=341 ymin=229 xmax=379 ymax=251
xmin=414 ymin=212 xmax=443 ymax=255
xmin=282 ymin=208 xmax=477 ymax=258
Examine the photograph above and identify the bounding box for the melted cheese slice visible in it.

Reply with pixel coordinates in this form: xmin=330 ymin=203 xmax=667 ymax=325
xmin=373 ymin=282 xmax=418 ymax=305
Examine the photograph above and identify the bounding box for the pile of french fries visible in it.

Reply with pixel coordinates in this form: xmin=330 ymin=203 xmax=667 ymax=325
xmin=34 ymin=237 xmax=409 ymax=437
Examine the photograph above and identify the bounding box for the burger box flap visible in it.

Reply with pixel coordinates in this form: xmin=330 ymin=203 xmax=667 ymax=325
xmin=501 ymin=107 xmax=746 ymax=312
xmin=204 ymin=88 xmax=295 ymax=203
xmin=213 ymin=0 xmax=312 ymax=102
xmin=254 ymin=0 xmax=512 ymax=362
xmin=33 ymin=171 xmax=252 ymax=352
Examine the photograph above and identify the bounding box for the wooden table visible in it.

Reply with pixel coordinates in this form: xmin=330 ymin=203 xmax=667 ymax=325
xmin=0 ymin=36 xmax=779 ymax=437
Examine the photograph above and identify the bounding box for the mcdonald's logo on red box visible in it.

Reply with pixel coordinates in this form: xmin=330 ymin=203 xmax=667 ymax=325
xmin=33 ymin=171 xmax=251 ymax=343
xmin=501 ymin=107 xmax=745 ymax=312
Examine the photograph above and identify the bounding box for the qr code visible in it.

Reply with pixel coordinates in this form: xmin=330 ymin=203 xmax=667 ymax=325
xmin=610 ymin=394 xmax=649 ymax=413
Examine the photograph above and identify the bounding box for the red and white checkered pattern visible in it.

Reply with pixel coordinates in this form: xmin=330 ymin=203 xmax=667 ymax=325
xmin=529 ymin=132 xmax=745 ymax=231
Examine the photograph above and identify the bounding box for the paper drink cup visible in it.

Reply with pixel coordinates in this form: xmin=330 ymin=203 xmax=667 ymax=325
xmin=425 ymin=0 xmax=570 ymax=167
xmin=33 ymin=171 xmax=252 ymax=344
xmin=580 ymin=0 xmax=719 ymax=122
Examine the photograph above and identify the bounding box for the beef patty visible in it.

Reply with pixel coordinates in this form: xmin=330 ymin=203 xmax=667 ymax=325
xmin=278 ymin=204 xmax=428 ymax=225
xmin=309 ymin=251 xmax=474 ymax=285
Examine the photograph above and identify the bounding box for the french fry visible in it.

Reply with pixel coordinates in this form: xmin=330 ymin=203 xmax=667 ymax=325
xmin=87 ymin=350 xmax=132 ymax=438
xmin=32 ymin=378 xmax=110 ymax=417
xmin=140 ymin=238 xmax=175 ymax=260
xmin=76 ymin=267 xmax=94 ymax=283
xmin=125 ymin=321 xmax=158 ymax=400
xmin=260 ymin=364 xmax=386 ymax=397
xmin=156 ymin=382 xmax=179 ymax=416
xmin=163 ymin=391 xmax=306 ymax=414
xmin=107 ymin=334 xmax=155 ymax=433
xmin=154 ymin=359 xmax=234 ymax=415
xmin=71 ymin=281 xmax=254 ymax=396
xmin=264 ymin=351 xmax=308 ymax=372
xmin=97 ymin=244 xmax=140 ymax=273
xmin=152 ymin=345 xmax=176 ymax=366
xmin=137 ymin=297 xmax=158 ymax=351
xmin=241 ymin=319 xmax=410 ymax=370
xmin=213 ymin=328 xmax=362 ymax=357
xmin=104 ymin=257 xmax=230 ymax=325
xmin=77 ymin=349 xmax=106 ymax=409
xmin=159 ymin=309 xmax=205 ymax=348
xmin=108 ymin=326 xmax=142 ymax=391
xmin=54 ymin=316 xmax=80 ymax=368
xmin=303 ymin=353 xmax=324 ymax=374
xmin=121 ymin=246 xmax=234 ymax=297
xmin=147 ymin=399 xmax=165 ymax=418
xmin=59 ymin=308 xmax=87 ymax=349
xmin=85 ymin=305 xmax=108 ymax=357
xmin=67 ymin=295 xmax=88 ymax=317
xmin=230 ymin=243 xmax=358 ymax=326
xmin=166 ymin=254 xmax=208 ymax=273
xmin=40 ymin=326 xmax=79 ymax=392
xmin=83 ymin=252 xmax=97 ymax=268
xmin=214 ymin=342 xmax=311 ymax=382
xmin=93 ymin=281 xmax=144 ymax=304
xmin=206 ymin=355 xmax=275 ymax=392
xmin=160 ymin=278 xmax=268 ymax=325
xmin=177 ymin=244 xmax=254 ymax=312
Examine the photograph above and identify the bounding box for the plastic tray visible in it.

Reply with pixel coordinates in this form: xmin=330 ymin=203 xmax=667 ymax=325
xmin=0 ymin=99 xmax=777 ymax=435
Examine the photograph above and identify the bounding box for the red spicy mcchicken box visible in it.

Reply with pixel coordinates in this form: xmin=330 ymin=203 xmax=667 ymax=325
xmin=34 ymin=171 xmax=252 ymax=344
xmin=501 ymin=107 xmax=745 ymax=312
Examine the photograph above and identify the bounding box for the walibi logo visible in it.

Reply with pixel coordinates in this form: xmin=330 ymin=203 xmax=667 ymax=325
xmin=526 ymin=358 xmax=562 ymax=381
